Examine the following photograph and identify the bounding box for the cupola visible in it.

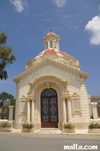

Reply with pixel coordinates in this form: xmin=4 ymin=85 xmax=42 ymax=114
xmin=43 ymin=29 xmax=60 ymax=50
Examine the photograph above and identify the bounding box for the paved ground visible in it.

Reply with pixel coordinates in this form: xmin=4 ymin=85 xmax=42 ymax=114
xmin=0 ymin=133 xmax=100 ymax=151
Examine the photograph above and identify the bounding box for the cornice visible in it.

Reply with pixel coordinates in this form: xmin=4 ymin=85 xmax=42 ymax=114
xmin=13 ymin=58 xmax=88 ymax=83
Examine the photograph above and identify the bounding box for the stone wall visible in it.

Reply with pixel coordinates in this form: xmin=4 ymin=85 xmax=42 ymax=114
xmin=15 ymin=63 xmax=90 ymax=129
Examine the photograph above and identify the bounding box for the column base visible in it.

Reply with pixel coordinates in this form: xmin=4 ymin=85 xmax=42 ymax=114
xmin=68 ymin=120 xmax=72 ymax=123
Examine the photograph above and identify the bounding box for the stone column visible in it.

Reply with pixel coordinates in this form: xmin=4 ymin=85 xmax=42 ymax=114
xmin=9 ymin=106 xmax=14 ymax=121
xmin=31 ymin=99 xmax=35 ymax=123
xmin=88 ymin=94 xmax=92 ymax=117
xmin=27 ymin=100 xmax=30 ymax=123
xmin=67 ymin=98 xmax=72 ymax=123
xmin=48 ymin=41 xmax=50 ymax=49
xmin=63 ymin=98 xmax=66 ymax=123
xmin=91 ymin=102 xmax=98 ymax=119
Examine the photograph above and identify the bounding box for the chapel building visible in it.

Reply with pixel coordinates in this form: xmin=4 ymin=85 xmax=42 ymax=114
xmin=14 ymin=30 xmax=91 ymax=131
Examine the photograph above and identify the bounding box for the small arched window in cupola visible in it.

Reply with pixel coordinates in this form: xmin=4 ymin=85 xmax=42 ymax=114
xmin=54 ymin=41 xmax=56 ymax=48
xmin=45 ymin=42 xmax=48 ymax=49
xmin=50 ymin=41 xmax=52 ymax=48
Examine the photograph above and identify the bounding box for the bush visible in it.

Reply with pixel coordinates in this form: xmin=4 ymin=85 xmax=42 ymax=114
xmin=0 ymin=122 xmax=11 ymax=128
xmin=88 ymin=123 xmax=100 ymax=129
xmin=22 ymin=123 xmax=33 ymax=129
xmin=64 ymin=123 xmax=75 ymax=129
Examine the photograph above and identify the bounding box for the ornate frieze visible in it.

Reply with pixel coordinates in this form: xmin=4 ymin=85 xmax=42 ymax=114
xmin=28 ymin=75 xmax=67 ymax=89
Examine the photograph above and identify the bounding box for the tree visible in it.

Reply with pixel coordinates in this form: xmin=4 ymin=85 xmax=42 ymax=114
xmin=0 ymin=92 xmax=16 ymax=106
xmin=0 ymin=92 xmax=16 ymax=119
xmin=0 ymin=32 xmax=16 ymax=80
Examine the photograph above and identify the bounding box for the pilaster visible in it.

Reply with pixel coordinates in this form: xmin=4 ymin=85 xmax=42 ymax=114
xmin=62 ymin=89 xmax=72 ymax=123
xmin=62 ymin=98 xmax=66 ymax=123
xmin=9 ymin=105 xmax=14 ymax=121
xmin=67 ymin=99 xmax=72 ymax=123
xmin=27 ymin=100 xmax=30 ymax=123
xmin=91 ymin=102 xmax=98 ymax=119
xmin=31 ymin=97 xmax=35 ymax=123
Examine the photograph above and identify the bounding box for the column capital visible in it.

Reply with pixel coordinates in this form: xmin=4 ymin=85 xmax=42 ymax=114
xmin=62 ymin=90 xmax=70 ymax=99
xmin=91 ymin=102 xmax=97 ymax=106
xmin=8 ymin=105 xmax=14 ymax=108
xmin=27 ymin=94 xmax=35 ymax=101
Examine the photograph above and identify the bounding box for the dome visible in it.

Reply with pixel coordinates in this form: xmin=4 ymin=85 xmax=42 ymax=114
xmin=43 ymin=49 xmax=68 ymax=57
xmin=25 ymin=30 xmax=81 ymax=71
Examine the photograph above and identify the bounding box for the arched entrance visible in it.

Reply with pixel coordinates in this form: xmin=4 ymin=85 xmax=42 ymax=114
xmin=41 ymin=88 xmax=58 ymax=128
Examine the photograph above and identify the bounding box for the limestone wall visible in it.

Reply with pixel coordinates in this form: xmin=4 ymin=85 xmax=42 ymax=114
xmin=15 ymin=64 xmax=90 ymax=129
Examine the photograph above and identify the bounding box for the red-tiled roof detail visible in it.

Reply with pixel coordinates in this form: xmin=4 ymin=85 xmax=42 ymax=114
xmin=43 ymin=49 xmax=68 ymax=56
xmin=43 ymin=49 xmax=56 ymax=55
xmin=59 ymin=51 xmax=68 ymax=56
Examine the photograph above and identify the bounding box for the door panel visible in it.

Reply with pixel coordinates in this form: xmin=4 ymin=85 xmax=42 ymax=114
xmin=42 ymin=98 xmax=49 ymax=122
xmin=50 ymin=97 xmax=57 ymax=122
xmin=41 ymin=88 xmax=58 ymax=128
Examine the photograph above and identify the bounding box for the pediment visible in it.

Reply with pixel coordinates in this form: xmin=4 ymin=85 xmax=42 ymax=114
xmin=71 ymin=93 xmax=80 ymax=99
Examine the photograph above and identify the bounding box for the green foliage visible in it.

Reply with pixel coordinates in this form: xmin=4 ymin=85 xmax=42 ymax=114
xmin=0 ymin=92 xmax=16 ymax=104
xmin=0 ymin=122 xmax=11 ymax=128
xmin=22 ymin=123 xmax=33 ymax=129
xmin=0 ymin=92 xmax=15 ymax=119
xmin=63 ymin=123 xmax=75 ymax=129
xmin=10 ymin=98 xmax=16 ymax=106
xmin=0 ymin=32 xmax=16 ymax=80
xmin=88 ymin=123 xmax=100 ymax=129
xmin=0 ymin=92 xmax=14 ymax=102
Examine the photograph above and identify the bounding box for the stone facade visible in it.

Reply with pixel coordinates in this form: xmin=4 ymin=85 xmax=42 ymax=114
xmin=14 ymin=30 xmax=91 ymax=131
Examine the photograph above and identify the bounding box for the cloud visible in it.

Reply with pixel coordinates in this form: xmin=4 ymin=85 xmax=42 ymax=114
xmin=85 ymin=16 xmax=100 ymax=45
xmin=9 ymin=0 xmax=27 ymax=12
xmin=52 ymin=0 xmax=66 ymax=7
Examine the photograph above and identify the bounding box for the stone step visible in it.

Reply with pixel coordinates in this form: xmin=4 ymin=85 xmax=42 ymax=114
xmin=12 ymin=128 xmax=21 ymax=133
xmin=34 ymin=128 xmax=62 ymax=134
xmin=75 ymin=129 xmax=88 ymax=134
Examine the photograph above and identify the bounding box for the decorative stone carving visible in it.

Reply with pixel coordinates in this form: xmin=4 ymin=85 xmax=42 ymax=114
xmin=20 ymin=95 xmax=27 ymax=101
xmin=62 ymin=89 xmax=70 ymax=99
xmin=46 ymin=82 xmax=50 ymax=88
xmin=71 ymin=93 xmax=82 ymax=115
xmin=71 ymin=93 xmax=80 ymax=99
xmin=28 ymin=75 xmax=67 ymax=88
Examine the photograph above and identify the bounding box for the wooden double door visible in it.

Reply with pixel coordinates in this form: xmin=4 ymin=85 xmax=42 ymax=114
xmin=41 ymin=88 xmax=58 ymax=128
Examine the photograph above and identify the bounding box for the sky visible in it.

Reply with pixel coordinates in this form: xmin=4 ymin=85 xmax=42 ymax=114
xmin=0 ymin=0 xmax=100 ymax=97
